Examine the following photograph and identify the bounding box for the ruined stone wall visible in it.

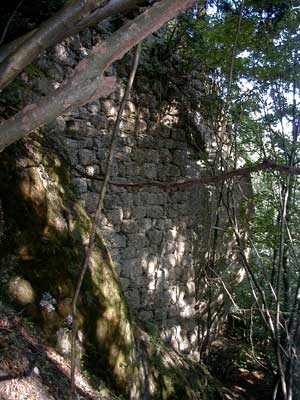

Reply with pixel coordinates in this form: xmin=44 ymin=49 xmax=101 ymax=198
xmin=2 ymin=27 xmax=214 ymax=358
xmin=63 ymin=99 xmax=207 ymax=356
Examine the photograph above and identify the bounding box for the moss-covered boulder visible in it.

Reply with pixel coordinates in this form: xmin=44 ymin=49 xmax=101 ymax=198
xmin=0 ymin=135 xmax=135 ymax=395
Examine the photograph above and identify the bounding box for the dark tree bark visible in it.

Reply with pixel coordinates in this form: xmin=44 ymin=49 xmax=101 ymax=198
xmin=0 ymin=0 xmax=196 ymax=151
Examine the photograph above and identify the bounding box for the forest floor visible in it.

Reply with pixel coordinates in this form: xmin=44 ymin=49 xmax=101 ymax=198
xmin=0 ymin=309 xmax=114 ymax=400
xmin=0 ymin=307 xmax=273 ymax=400
xmin=208 ymin=335 xmax=273 ymax=399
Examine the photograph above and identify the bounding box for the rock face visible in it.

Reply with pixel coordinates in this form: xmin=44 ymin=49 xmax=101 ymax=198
xmin=0 ymin=139 xmax=135 ymax=395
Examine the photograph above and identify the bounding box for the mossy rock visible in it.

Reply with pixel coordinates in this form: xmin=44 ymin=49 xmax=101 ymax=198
xmin=0 ymin=136 xmax=134 ymax=395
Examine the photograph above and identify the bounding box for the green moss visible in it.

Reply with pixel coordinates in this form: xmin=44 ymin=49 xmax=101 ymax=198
xmin=25 ymin=63 xmax=47 ymax=79
xmin=0 ymin=139 xmax=135 ymax=396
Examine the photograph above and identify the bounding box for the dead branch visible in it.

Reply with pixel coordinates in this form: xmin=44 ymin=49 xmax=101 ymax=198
xmin=0 ymin=0 xmax=195 ymax=152
xmin=0 ymin=0 xmax=147 ymax=76
xmin=109 ymin=160 xmax=300 ymax=189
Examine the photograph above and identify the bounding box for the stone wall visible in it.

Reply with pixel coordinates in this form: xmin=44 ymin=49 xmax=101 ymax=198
xmin=1 ymin=27 xmax=217 ymax=358
xmin=54 ymin=93 xmax=209 ymax=357
xmin=63 ymin=100 xmax=208 ymax=357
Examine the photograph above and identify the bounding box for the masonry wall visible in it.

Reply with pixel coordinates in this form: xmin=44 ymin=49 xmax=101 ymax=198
xmin=63 ymin=97 xmax=209 ymax=356
xmin=2 ymin=27 xmax=215 ymax=358
xmin=54 ymin=89 xmax=210 ymax=355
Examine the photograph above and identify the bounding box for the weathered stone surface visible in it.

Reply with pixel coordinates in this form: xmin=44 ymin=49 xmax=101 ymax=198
xmin=105 ymin=233 xmax=126 ymax=249
xmin=90 ymin=114 xmax=107 ymax=129
xmin=131 ymin=206 xmax=146 ymax=219
xmin=143 ymin=163 xmax=157 ymax=179
xmin=72 ymin=177 xmax=88 ymax=194
xmin=146 ymin=206 xmax=164 ymax=219
xmin=147 ymin=229 xmax=163 ymax=244
xmin=173 ymin=150 xmax=186 ymax=166
xmin=79 ymin=149 xmax=97 ymax=166
xmin=121 ymin=220 xmax=139 ymax=233
xmin=51 ymin=43 xmax=76 ymax=66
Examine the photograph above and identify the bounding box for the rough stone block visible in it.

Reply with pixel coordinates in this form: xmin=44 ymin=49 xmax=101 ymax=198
xmin=136 ymin=119 xmax=147 ymax=132
xmin=102 ymin=100 xmax=118 ymax=117
xmin=127 ymin=233 xmax=146 ymax=248
xmin=106 ymin=234 xmax=126 ymax=248
xmin=143 ymin=255 xmax=158 ymax=275
xmin=78 ymin=107 xmax=90 ymax=119
xmin=147 ymin=229 xmax=163 ymax=244
xmin=90 ymin=114 xmax=107 ymax=129
xmin=124 ymin=101 xmax=136 ymax=115
xmin=124 ymin=162 xmax=141 ymax=177
xmin=81 ymin=192 xmax=99 ymax=213
xmin=143 ymin=163 xmax=157 ymax=179
xmin=139 ymin=310 xmax=153 ymax=320
xmin=161 ymin=139 xmax=176 ymax=149
xmin=131 ymin=206 xmax=146 ymax=219
xmin=146 ymin=206 xmax=164 ymax=219
xmin=87 ymin=101 xmax=101 ymax=114
xmin=131 ymin=149 xmax=145 ymax=164
xmin=126 ymin=286 xmax=140 ymax=308
xmin=104 ymin=194 xmax=121 ymax=208
xmin=51 ymin=43 xmax=76 ymax=66
xmin=97 ymin=148 xmax=109 ymax=161
xmin=173 ymin=150 xmax=186 ymax=166
xmin=137 ymin=134 xmax=156 ymax=148
xmin=120 ymin=118 xmax=136 ymax=132
xmin=67 ymin=119 xmax=87 ymax=135
xmin=122 ymin=247 xmax=137 ymax=259
xmin=123 ymin=258 xmax=141 ymax=277
xmin=168 ymin=165 xmax=181 ymax=177
xmin=64 ymin=138 xmax=79 ymax=151
xmin=108 ymin=208 xmax=123 ymax=224
xmin=119 ymin=277 xmax=130 ymax=291
xmin=72 ymin=178 xmax=88 ymax=194
xmin=121 ymin=220 xmax=139 ymax=233
xmin=84 ymin=165 xmax=99 ymax=177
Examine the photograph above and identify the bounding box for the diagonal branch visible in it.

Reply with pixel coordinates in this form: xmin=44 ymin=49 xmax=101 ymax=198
xmin=0 ymin=0 xmax=108 ymax=90
xmin=0 ymin=0 xmax=196 ymax=152
xmin=0 ymin=0 xmax=149 ymax=76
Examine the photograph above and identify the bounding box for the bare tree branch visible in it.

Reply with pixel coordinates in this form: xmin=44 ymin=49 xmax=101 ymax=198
xmin=0 ymin=0 xmax=148 ymax=71
xmin=0 ymin=0 xmax=196 ymax=152
xmin=107 ymin=160 xmax=300 ymax=189
xmin=0 ymin=0 xmax=109 ymax=90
